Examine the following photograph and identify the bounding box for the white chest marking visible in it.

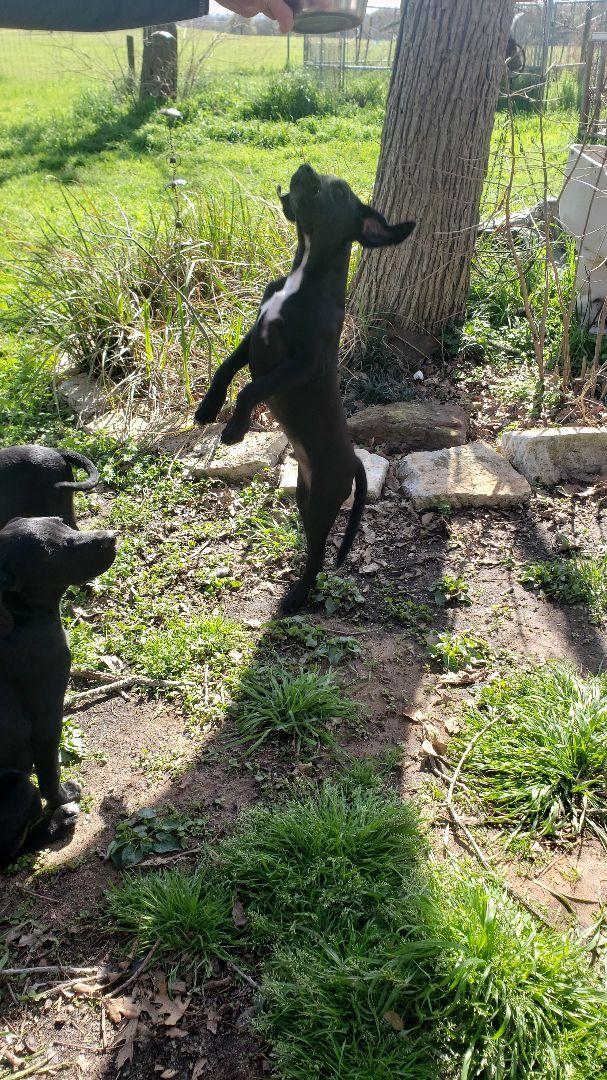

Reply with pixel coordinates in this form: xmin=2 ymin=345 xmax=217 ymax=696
xmin=258 ymin=239 xmax=310 ymax=342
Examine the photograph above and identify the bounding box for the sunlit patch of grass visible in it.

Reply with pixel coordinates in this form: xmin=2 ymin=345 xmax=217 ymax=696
xmin=521 ymin=554 xmax=607 ymax=623
xmin=453 ymin=663 xmax=607 ymax=845
xmin=227 ymin=665 xmax=358 ymax=755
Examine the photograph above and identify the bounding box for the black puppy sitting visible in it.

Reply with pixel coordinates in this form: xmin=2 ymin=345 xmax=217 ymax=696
xmin=0 ymin=516 xmax=116 ymax=866
xmin=0 ymin=445 xmax=100 ymax=530
xmin=195 ymin=165 xmax=414 ymax=613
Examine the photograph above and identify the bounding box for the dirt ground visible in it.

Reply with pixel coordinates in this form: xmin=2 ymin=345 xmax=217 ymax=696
xmin=2 ymin=459 xmax=607 ymax=1079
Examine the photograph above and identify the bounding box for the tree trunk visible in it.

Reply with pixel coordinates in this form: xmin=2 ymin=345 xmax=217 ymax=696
xmin=140 ymin=23 xmax=178 ymax=100
xmin=353 ymin=0 xmax=514 ymax=337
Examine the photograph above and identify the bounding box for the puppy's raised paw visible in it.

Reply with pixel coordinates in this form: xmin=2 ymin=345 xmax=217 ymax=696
xmin=48 ymin=802 xmax=80 ymax=837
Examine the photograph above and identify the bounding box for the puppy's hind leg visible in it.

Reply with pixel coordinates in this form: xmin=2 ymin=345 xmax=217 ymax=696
xmin=280 ymin=473 xmax=351 ymax=615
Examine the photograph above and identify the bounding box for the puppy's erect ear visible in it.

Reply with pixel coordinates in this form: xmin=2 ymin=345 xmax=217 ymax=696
xmin=0 ymin=568 xmax=14 ymax=637
xmin=277 ymin=184 xmax=296 ymax=223
xmin=358 ymin=207 xmax=415 ymax=249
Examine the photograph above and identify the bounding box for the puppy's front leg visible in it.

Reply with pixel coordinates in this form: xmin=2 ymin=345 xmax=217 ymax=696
xmin=194 ymin=332 xmax=252 ymax=426
xmin=222 ymin=349 xmax=322 ymax=444
xmin=32 ymin=712 xmax=80 ymax=810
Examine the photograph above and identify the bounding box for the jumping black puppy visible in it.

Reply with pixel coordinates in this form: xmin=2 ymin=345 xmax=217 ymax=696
xmin=194 ymin=164 xmax=414 ymax=612
xmin=0 ymin=516 xmax=116 ymax=867
xmin=0 ymin=445 xmax=100 ymax=530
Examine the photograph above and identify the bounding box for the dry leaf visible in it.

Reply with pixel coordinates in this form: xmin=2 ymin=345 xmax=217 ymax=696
xmin=104 ymin=996 xmax=140 ymax=1025
xmin=154 ymin=990 xmax=191 ymax=1027
xmin=420 ymin=739 xmax=439 ymax=759
xmin=403 ymin=707 xmax=425 ymax=724
xmin=444 ymin=718 xmax=461 ymax=735
xmin=205 ymin=1005 xmax=220 ymax=1035
xmin=113 ymin=1018 xmax=139 ymax=1071
xmin=423 ymin=722 xmax=448 ymax=755
xmin=232 ymin=900 xmax=247 ymax=929
xmin=161 ymin=1071 xmax=177 ymax=1078
xmin=72 ymin=981 xmax=101 ymax=997
xmin=165 ymin=1027 xmax=189 ymax=1039
xmin=191 ymin=1058 xmax=208 ymax=1080
xmin=24 ymin=1034 xmax=39 ymax=1054
xmin=75 ymin=1054 xmax=90 ymax=1076
xmin=359 ymin=561 xmax=379 ymax=574
xmin=383 ymin=1010 xmax=404 ymax=1031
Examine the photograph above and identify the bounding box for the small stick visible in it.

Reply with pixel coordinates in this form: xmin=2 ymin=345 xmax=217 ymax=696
xmin=0 ymin=966 xmax=98 ymax=979
xmin=65 ymin=676 xmax=196 ymax=709
xmin=226 ymin=960 xmax=260 ymax=992
xmin=136 ymin=844 xmax=205 ymax=869
xmin=431 ymin=762 xmax=555 ymax=929
xmin=106 ymin=941 xmax=159 ymax=999
xmin=101 ymin=1002 xmax=108 ymax=1050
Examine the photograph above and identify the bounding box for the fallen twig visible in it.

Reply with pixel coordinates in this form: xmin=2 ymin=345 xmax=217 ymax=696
xmin=0 ymin=965 xmax=98 ymax=978
xmin=106 ymin=940 xmax=159 ymax=999
xmin=432 ymin=736 xmax=556 ymax=931
xmin=227 ymin=959 xmax=260 ymax=992
xmin=65 ymin=675 xmax=196 ymax=709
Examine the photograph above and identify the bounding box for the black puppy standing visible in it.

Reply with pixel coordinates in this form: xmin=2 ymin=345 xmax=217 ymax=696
xmin=195 ymin=165 xmax=414 ymax=612
xmin=0 ymin=517 xmax=116 ymax=866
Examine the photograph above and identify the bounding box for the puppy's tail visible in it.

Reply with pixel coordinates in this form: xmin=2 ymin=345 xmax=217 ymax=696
xmin=336 ymin=457 xmax=367 ymax=568
xmin=55 ymin=449 xmax=100 ymax=492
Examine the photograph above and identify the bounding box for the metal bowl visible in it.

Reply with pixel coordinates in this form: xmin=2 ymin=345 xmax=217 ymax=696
xmin=290 ymin=0 xmax=367 ymax=34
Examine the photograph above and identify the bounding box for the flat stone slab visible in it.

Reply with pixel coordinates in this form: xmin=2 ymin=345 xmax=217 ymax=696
xmin=398 ymin=441 xmax=531 ymax=510
xmin=501 ymin=426 xmax=607 ymax=486
xmin=160 ymin=424 xmax=288 ymax=481
xmin=347 ymin=400 xmax=468 ymax=453
xmin=57 ymin=374 xmax=110 ymax=421
xmin=279 ymin=448 xmax=388 ymax=505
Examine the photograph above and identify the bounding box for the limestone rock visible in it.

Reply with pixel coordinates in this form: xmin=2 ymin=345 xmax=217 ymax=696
xmin=278 ymin=455 xmax=298 ymax=495
xmin=57 ymin=374 xmax=110 ymax=421
xmin=279 ymin=448 xmax=388 ymax=505
xmin=344 ymin=448 xmax=389 ymax=507
xmin=500 ymin=427 xmax=607 ymax=486
xmin=347 ymin=400 xmax=468 ymax=452
xmin=398 ymin=441 xmax=531 ymax=510
xmin=160 ymin=424 xmax=288 ymax=481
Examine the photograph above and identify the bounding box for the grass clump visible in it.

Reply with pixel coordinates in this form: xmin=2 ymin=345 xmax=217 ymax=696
xmin=384 ymin=593 xmax=433 ymax=641
xmin=521 ymin=553 xmax=607 ymax=623
xmin=107 ymin=767 xmax=607 ymax=1075
xmin=107 ymin=868 xmax=237 ymax=981
xmin=244 ymin=71 xmax=331 ymax=121
xmin=228 ymin=665 xmax=358 ymax=754
xmin=221 ymin=767 xmax=423 ymax=944
xmin=453 ymin=663 xmax=607 ymax=844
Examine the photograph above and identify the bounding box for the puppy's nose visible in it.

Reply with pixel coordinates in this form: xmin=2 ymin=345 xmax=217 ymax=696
xmin=291 ymin=164 xmax=319 ymax=193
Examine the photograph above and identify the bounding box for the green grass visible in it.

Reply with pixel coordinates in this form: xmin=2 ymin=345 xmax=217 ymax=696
xmin=521 ymin=554 xmax=607 ymax=624
xmin=106 ymin=867 xmax=238 ymax=980
xmin=220 ymin=766 xmax=423 ymax=943
xmin=452 ymin=663 xmax=607 ymax=845
xmin=108 ymin=766 xmax=607 ymax=1077
xmin=227 ymin=664 xmax=358 ymax=754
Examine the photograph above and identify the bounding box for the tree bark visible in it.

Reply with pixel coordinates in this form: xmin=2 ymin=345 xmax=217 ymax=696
xmin=353 ymin=0 xmax=514 ymax=337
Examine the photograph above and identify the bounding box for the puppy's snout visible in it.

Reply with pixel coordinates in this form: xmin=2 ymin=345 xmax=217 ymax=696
xmin=291 ymin=163 xmax=320 ymax=195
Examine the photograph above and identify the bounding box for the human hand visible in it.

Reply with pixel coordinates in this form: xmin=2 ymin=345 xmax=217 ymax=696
xmin=217 ymin=0 xmax=295 ymax=33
